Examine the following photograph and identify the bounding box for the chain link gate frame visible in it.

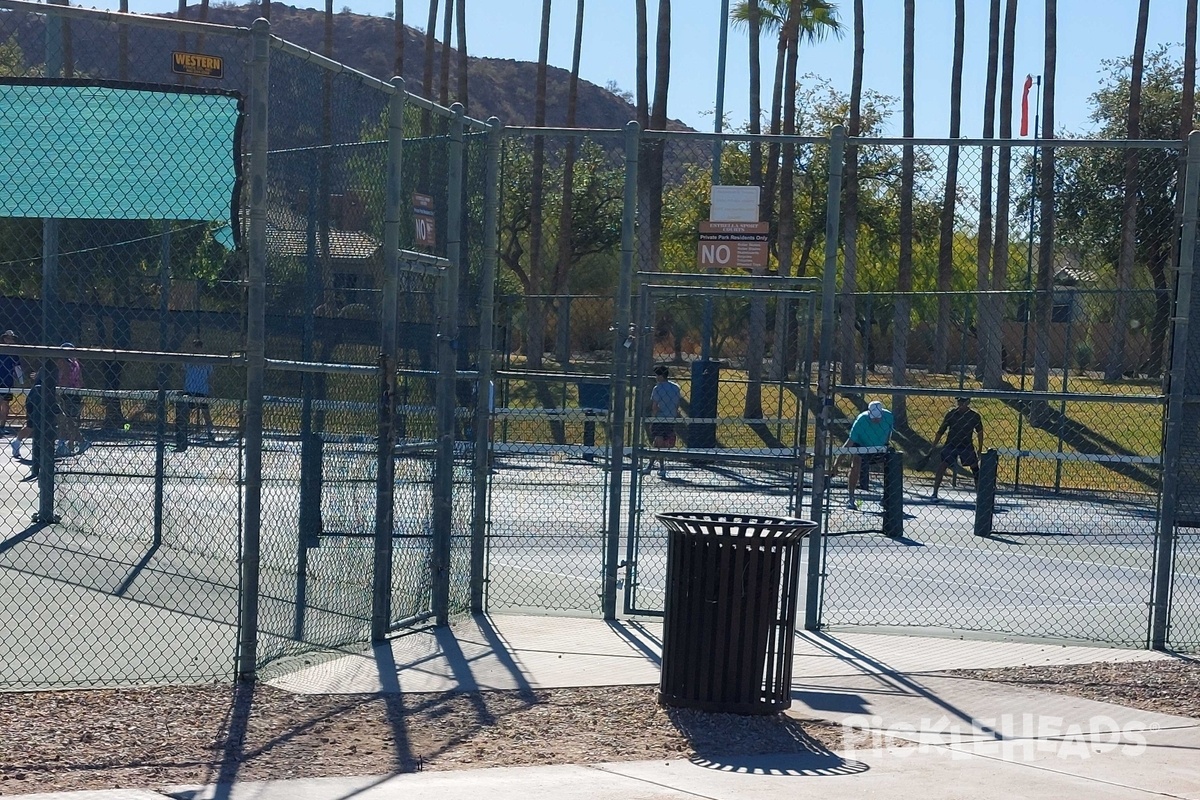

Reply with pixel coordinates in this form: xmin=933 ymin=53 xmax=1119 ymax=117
xmin=622 ymin=273 xmax=821 ymax=616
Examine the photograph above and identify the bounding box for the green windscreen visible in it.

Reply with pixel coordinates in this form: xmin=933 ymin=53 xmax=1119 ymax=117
xmin=0 ymin=81 xmax=241 ymax=223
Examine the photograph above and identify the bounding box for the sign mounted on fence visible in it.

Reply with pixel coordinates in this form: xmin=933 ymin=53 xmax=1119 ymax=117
xmin=696 ymin=221 xmax=770 ymax=270
xmin=413 ymin=193 xmax=436 ymax=247
xmin=709 ymin=185 xmax=761 ymax=223
xmin=172 ymin=51 xmax=224 ymax=79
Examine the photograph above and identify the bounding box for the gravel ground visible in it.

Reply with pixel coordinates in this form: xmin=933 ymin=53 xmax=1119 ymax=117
xmin=1 ymin=658 xmax=1196 ymax=795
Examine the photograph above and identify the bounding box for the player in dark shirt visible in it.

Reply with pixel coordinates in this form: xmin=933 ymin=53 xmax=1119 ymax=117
xmin=929 ymin=396 xmax=984 ymax=501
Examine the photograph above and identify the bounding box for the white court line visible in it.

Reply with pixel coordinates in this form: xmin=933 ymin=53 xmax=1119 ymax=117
xmin=823 ymin=563 xmax=1144 ymax=604
xmin=485 ymin=560 xmax=599 ymax=584
xmin=828 ymin=601 xmax=1148 ymax=613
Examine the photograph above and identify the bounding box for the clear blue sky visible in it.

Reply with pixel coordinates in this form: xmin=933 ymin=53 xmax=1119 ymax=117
xmin=117 ymin=0 xmax=1193 ymax=137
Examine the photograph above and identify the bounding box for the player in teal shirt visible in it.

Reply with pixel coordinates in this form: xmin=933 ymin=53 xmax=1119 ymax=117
xmin=843 ymin=400 xmax=894 ymax=509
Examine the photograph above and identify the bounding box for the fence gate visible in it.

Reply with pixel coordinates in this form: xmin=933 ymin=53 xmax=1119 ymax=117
xmin=623 ymin=273 xmax=820 ymax=615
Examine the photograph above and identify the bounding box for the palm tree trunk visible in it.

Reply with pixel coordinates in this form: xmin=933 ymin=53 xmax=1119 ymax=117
xmin=526 ymin=0 xmax=552 ymax=369
xmin=456 ymin=0 xmax=468 ymax=109
xmin=394 ymin=0 xmax=404 ymax=78
xmin=769 ymin=4 xmax=799 ymax=382
xmin=439 ymin=0 xmax=453 ymax=105
xmin=1167 ymin=0 xmax=1197 ymax=379
xmin=1105 ymin=0 xmax=1149 ymax=381
xmin=645 ymin=0 xmax=671 ymax=274
xmin=985 ymin=0 xmax=1018 ymax=388
xmin=932 ymin=0 xmax=964 ymax=375
xmin=262 ymin=0 xmax=269 ymax=20
xmin=762 ymin=22 xmax=787 ymax=241
xmin=838 ymin=0 xmax=864 ymax=387
xmin=1033 ymin=0 xmax=1057 ymax=404
xmin=744 ymin=0 xmax=767 ymax=420
xmin=976 ymin=0 xmax=1001 ymax=389
xmin=320 ymin=0 xmax=334 ymax=304
xmin=423 ymin=0 xmax=438 ymax=98
xmin=891 ymin=0 xmax=914 ymax=427
xmin=635 ymin=0 xmax=652 ymax=275
xmin=555 ymin=0 xmax=586 ymax=367
xmin=635 ymin=0 xmax=649 ymax=127
xmin=119 ymin=0 xmax=129 ymax=81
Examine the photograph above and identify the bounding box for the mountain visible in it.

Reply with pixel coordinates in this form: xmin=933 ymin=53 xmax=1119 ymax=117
xmin=194 ymin=3 xmax=687 ymax=130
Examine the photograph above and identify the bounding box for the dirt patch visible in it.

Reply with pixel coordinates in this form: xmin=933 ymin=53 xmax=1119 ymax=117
xmin=2 ymin=658 xmax=1195 ymax=794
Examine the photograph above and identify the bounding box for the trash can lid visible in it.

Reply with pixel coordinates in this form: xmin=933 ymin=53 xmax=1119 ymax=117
xmin=655 ymin=512 xmax=815 ymax=542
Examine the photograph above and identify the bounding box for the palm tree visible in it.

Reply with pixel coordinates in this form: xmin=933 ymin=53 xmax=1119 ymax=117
xmin=890 ymin=0 xmax=914 ymax=427
xmin=931 ymin=0 xmax=964 ymax=376
xmin=456 ymin=0 xmax=468 ymax=108
xmin=525 ymin=0 xmax=552 ymax=368
xmin=768 ymin=0 xmax=841 ymax=381
xmin=554 ymin=0 xmax=586 ymax=366
xmin=758 ymin=1 xmax=838 ymax=245
xmin=394 ymin=0 xmax=404 ymax=78
xmin=975 ymin=0 xmax=1001 ymax=392
xmin=984 ymin=0 xmax=1018 ymax=388
xmin=1105 ymin=0 xmax=1150 ymax=381
xmin=838 ymin=0 xmax=863 ymax=387
xmin=1032 ymin=0 xmax=1057 ymax=402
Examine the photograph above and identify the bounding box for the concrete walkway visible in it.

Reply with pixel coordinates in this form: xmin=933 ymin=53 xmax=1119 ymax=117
xmin=11 ymin=615 xmax=1200 ymax=800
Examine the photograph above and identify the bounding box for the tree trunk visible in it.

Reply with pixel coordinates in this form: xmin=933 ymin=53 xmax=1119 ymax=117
xmin=423 ymin=0 xmax=438 ymax=98
xmin=985 ymin=0 xmax=1018 ymax=388
xmin=456 ymin=0 xmax=468 ymax=109
xmin=439 ymin=0 xmax=453 ymax=105
xmin=891 ymin=0 xmax=914 ymax=427
xmin=320 ymin=0 xmax=334 ymax=305
xmin=839 ymin=0 xmax=864 ymax=387
xmin=646 ymin=0 xmax=671 ymax=274
xmin=421 ymin=0 xmax=438 ymax=136
xmin=526 ymin=0 xmax=553 ymax=369
xmin=932 ymin=0 xmax=964 ymax=376
xmin=762 ymin=21 xmax=787 ymax=243
xmin=554 ymin=0 xmax=585 ymax=368
xmin=635 ymin=0 xmax=652 ymax=275
xmin=769 ymin=4 xmax=799 ymax=382
xmin=1033 ymin=0 xmax=1057 ymax=410
xmin=394 ymin=0 xmax=404 ymax=78
xmin=744 ymin=0 xmax=767 ymax=420
xmin=1105 ymin=0 xmax=1149 ymax=381
xmin=976 ymin=0 xmax=1001 ymax=390
xmin=1167 ymin=0 xmax=1197 ymax=380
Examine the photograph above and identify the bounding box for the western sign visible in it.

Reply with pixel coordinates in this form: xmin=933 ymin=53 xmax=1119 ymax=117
xmin=172 ymin=51 xmax=224 ymax=79
xmin=696 ymin=221 xmax=769 ymax=269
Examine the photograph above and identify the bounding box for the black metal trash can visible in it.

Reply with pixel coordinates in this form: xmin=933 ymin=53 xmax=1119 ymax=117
xmin=656 ymin=512 xmax=815 ymax=714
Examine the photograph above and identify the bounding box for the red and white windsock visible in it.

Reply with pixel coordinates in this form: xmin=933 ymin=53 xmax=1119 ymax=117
xmin=1020 ymin=74 xmax=1034 ymax=136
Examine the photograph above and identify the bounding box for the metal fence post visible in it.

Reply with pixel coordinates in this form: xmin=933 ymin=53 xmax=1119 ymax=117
xmin=804 ymin=125 xmax=844 ymax=632
xmin=433 ymin=103 xmax=465 ymax=626
xmin=472 ymin=117 xmax=502 ymax=613
xmin=1152 ymin=130 xmax=1200 ymax=650
xmin=236 ymin=16 xmax=270 ymax=682
xmin=371 ymin=78 xmax=405 ymax=642
xmin=602 ymin=120 xmax=640 ymax=620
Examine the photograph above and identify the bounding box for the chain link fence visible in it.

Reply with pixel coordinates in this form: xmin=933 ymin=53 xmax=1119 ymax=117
xmin=818 ymin=139 xmax=1178 ymax=647
xmin=5 ymin=2 xmax=1200 ymax=691
xmin=0 ymin=0 xmax=492 ymax=688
